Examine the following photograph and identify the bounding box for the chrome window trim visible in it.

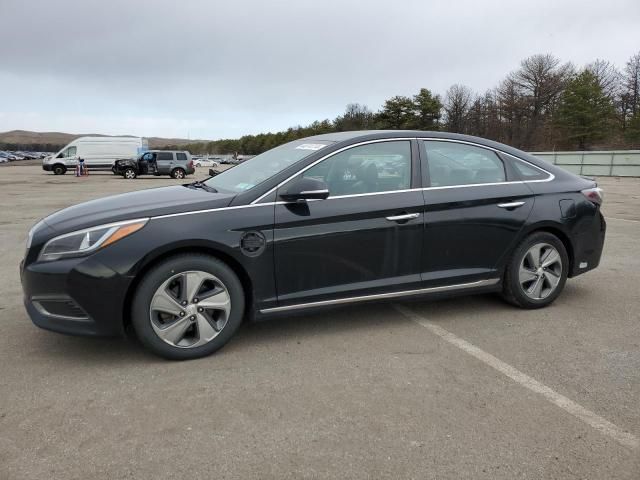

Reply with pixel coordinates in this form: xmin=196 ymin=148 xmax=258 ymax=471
xmin=148 ymin=138 xmax=555 ymax=220
xmin=253 ymin=137 xmax=553 ymax=205
xmin=259 ymin=278 xmax=500 ymax=314
xmin=420 ymin=138 xmax=554 ymax=185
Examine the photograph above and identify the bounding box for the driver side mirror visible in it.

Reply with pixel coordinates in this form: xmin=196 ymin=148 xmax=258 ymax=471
xmin=209 ymin=168 xmax=219 ymax=177
xmin=280 ymin=177 xmax=330 ymax=202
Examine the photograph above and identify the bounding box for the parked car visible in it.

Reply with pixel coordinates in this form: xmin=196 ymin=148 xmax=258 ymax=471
xmin=193 ymin=158 xmax=219 ymax=168
xmin=43 ymin=136 xmax=148 ymax=175
xmin=112 ymin=150 xmax=195 ymax=179
xmin=21 ymin=131 xmax=606 ymax=360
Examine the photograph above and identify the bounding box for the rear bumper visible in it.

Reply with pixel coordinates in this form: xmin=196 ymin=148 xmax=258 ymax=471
xmin=569 ymin=210 xmax=606 ymax=277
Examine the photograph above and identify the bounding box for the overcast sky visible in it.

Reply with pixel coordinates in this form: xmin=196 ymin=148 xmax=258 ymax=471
xmin=0 ymin=0 xmax=638 ymax=140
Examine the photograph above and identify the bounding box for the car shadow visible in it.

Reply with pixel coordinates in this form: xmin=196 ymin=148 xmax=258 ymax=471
xmin=25 ymin=286 xmax=592 ymax=364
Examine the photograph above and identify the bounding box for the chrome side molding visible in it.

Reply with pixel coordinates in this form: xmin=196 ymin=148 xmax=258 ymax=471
xmin=260 ymin=278 xmax=500 ymax=314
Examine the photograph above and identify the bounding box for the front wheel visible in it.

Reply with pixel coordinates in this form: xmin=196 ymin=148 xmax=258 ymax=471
xmin=502 ymin=231 xmax=568 ymax=309
xmin=131 ymin=254 xmax=245 ymax=360
xmin=171 ymin=168 xmax=186 ymax=179
xmin=52 ymin=164 xmax=66 ymax=175
xmin=123 ymin=167 xmax=137 ymax=179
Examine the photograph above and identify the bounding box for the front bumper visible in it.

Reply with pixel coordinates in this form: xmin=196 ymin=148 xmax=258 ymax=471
xmin=20 ymin=255 xmax=133 ymax=337
xmin=42 ymin=164 xmax=52 ymax=172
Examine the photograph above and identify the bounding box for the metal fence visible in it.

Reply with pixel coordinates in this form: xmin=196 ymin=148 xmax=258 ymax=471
xmin=530 ymin=150 xmax=640 ymax=177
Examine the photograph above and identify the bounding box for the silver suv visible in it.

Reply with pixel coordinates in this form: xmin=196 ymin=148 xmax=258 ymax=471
xmin=113 ymin=150 xmax=195 ymax=179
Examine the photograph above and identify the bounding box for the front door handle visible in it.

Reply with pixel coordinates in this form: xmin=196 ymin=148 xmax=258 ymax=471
xmin=497 ymin=201 xmax=526 ymax=209
xmin=385 ymin=212 xmax=420 ymax=222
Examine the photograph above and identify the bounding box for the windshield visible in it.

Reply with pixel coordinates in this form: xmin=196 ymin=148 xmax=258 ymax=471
xmin=204 ymin=139 xmax=334 ymax=193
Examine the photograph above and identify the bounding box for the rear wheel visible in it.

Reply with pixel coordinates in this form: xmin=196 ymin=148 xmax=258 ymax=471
xmin=502 ymin=231 xmax=568 ymax=309
xmin=172 ymin=168 xmax=186 ymax=179
xmin=52 ymin=164 xmax=66 ymax=175
xmin=131 ymin=254 xmax=245 ymax=360
xmin=123 ymin=168 xmax=137 ymax=179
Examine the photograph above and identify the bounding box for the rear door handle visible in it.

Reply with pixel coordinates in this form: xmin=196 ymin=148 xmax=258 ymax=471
xmin=385 ymin=213 xmax=420 ymax=222
xmin=497 ymin=201 xmax=526 ymax=209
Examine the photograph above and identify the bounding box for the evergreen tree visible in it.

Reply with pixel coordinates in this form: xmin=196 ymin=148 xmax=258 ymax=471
xmin=412 ymin=88 xmax=442 ymax=130
xmin=555 ymin=70 xmax=615 ymax=149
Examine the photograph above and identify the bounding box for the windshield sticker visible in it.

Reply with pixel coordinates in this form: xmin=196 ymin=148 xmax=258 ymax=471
xmin=295 ymin=143 xmax=326 ymax=151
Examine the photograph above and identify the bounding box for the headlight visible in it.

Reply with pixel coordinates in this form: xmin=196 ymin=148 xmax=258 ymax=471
xmin=38 ymin=218 xmax=149 ymax=261
xmin=26 ymin=219 xmax=45 ymax=250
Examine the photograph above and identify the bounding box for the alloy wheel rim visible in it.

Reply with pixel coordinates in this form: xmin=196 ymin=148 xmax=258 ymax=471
xmin=149 ymin=270 xmax=231 ymax=348
xmin=125 ymin=170 xmax=135 ymax=178
xmin=519 ymin=243 xmax=562 ymax=300
xmin=175 ymin=170 xmax=184 ymax=178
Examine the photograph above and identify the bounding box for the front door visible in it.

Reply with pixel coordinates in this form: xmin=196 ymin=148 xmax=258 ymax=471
xmin=419 ymin=140 xmax=534 ymax=286
xmin=273 ymin=140 xmax=424 ymax=306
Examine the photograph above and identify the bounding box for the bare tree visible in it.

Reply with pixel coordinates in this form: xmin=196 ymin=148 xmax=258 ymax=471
xmin=443 ymin=84 xmax=473 ymax=133
xmin=507 ymin=54 xmax=574 ymax=148
xmin=586 ymin=59 xmax=621 ymax=99
xmin=497 ymin=77 xmax=526 ymax=147
xmin=334 ymin=103 xmax=375 ymax=131
xmin=623 ymin=52 xmax=640 ymax=117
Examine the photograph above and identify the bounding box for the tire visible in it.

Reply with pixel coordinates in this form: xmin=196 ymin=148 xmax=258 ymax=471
xmin=172 ymin=168 xmax=186 ymax=179
xmin=52 ymin=164 xmax=66 ymax=175
xmin=502 ymin=231 xmax=569 ymax=309
xmin=131 ymin=254 xmax=245 ymax=360
xmin=123 ymin=168 xmax=137 ymax=179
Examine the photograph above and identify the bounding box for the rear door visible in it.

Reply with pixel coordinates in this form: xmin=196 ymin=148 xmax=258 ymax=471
xmin=156 ymin=151 xmax=174 ymax=174
xmin=419 ymin=140 xmax=534 ymax=286
xmin=272 ymin=139 xmax=424 ymax=306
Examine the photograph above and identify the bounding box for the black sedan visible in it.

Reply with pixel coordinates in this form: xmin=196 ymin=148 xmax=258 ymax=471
xmin=21 ymin=131 xmax=606 ymax=359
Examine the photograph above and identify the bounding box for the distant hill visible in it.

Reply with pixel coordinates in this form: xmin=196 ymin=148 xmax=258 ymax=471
xmin=0 ymin=130 xmax=210 ymax=150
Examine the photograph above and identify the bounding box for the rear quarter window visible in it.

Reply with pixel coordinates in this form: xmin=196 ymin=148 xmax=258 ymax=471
xmin=510 ymin=158 xmax=551 ymax=181
xmin=176 ymin=152 xmax=187 ymax=161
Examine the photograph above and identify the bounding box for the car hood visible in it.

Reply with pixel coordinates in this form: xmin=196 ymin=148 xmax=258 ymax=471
xmin=42 ymin=185 xmax=236 ymax=234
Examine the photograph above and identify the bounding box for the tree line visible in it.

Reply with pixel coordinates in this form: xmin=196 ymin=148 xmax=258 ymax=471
xmin=175 ymin=51 xmax=640 ymax=155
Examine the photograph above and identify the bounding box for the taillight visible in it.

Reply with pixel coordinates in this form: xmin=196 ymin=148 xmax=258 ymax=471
xmin=188 ymin=160 xmax=193 ymax=168
xmin=581 ymin=187 xmax=603 ymax=205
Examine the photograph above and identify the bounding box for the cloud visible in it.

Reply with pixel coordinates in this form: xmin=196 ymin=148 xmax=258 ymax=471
xmin=0 ymin=0 xmax=638 ymax=138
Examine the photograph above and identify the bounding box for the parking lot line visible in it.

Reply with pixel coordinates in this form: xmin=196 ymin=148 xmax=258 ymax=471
xmin=392 ymin=303 xmax=640 ymax=450
xmin=608 ymin=217 xmax=640 ymax=223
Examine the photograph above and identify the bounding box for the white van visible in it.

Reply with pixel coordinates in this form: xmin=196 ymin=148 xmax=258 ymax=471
xmin=43 ymin=136 xmax=148 ymax=175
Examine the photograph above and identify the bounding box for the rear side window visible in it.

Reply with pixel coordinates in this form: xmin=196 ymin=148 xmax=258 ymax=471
xmin=511 ymin=158 xmax=550 ymax=181
xmin=157 ymin=152 xmax=173 ymax=161
xmin=176 ymin=152 xmax=187 ymax=161
xmin=423 ymin=141 xmax=506 ymax=187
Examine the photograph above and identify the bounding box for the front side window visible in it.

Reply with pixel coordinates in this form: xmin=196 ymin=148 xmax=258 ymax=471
xmin=157 ymin=152 xmax=173 ymax=161
xmin=423 ymin=141 xmax=506 ymax=187
xmin=59 ymin=146 xmax=77 ymax=158
xmin=302 ymin=141 xmax=411 ymax=196
xmin=204 ymin=139 xmax=334 ymax=194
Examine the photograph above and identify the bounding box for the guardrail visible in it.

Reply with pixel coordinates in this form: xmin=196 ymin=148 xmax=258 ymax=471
xmin=531 ymin=150 xmax=640 ymax=177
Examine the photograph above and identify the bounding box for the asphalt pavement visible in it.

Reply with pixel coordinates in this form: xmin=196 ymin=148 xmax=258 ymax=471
xmin=0 ymin=167 xmax=638 ymax=479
